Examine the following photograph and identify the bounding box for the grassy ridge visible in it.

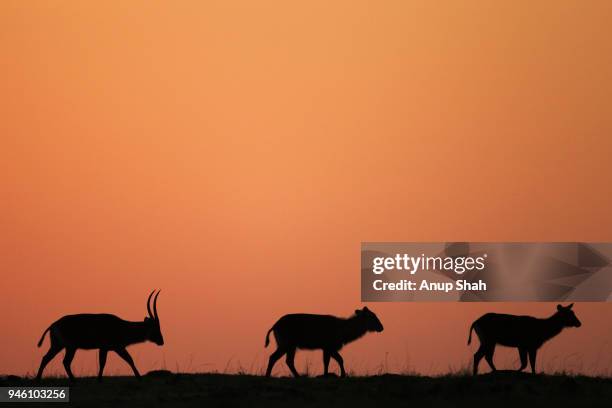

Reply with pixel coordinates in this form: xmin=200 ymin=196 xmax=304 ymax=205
xmin=2 ymin=371 xmax=612 ymax=407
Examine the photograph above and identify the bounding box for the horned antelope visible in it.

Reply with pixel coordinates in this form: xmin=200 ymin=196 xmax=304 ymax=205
xmin=264 ymin=307 xmax=384 ymax=377
xmin=468 ymin=303 xmax=582 ymax=375
xmin=36 ymin=290 xmax=164 ymax=381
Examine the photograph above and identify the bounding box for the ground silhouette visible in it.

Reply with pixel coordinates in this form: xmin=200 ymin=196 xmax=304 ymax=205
xmin=3 ymin=371 xmax=611 ymax=407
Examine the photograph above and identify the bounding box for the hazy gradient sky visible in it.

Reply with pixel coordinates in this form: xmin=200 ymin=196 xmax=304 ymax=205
xmin=2 ymin=1 xmax=612 ymax=377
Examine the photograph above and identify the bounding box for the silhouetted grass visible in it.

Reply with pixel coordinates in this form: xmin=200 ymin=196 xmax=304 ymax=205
xmin=2 ymin=371 xmax=612 ymax=407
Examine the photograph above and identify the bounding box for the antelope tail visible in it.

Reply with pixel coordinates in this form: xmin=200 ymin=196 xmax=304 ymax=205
xmin=467 ymin=322 xmax=475 ymax=345
xmin=264 ymin=327 xmax=274 ymax=348
xmin=37 ymin=326 xmax=51 ymax=347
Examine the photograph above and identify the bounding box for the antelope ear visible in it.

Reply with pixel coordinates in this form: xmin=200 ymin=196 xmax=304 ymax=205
xmin=557 ymin=304 xmax=563 ymax=311
xmin=355 ymin=309 xmax=362 ymax=315
xmin=363 ymin=306 xmax=370 ymax=312
xmin=567 ymin=303 xmax=574 ymax=309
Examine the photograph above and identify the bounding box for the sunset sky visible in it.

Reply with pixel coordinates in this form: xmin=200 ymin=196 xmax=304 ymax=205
xmin=2 ymin=1 xmax=612 ymax=377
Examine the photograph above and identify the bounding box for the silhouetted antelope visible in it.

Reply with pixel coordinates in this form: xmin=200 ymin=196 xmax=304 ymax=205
xmin=264 ymin=307 xmax=384 ymax=377
xmin=468 ymin=303 xmax=581 ymax=375
xmin=36 ymin=290 xmax=164 ymax=381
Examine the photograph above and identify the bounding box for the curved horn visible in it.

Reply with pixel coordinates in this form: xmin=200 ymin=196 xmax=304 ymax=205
xmin=153 ymin=290 xmax=160 ymax=320
xmin=146 ymin=290 xmax=155 ymax=318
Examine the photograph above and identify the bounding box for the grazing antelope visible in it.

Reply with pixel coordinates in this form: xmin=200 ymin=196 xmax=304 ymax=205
xmin=36 ymin=290 xmax=164 ymax=381
xmin=468 ymin=303 xmax=581 ymax=375
xmin=264 ymin=307 xmax=384 ymax=377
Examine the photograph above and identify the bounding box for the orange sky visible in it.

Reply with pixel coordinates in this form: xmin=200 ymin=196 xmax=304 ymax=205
xmin=2 ymin=1 xmax=612 ymax=377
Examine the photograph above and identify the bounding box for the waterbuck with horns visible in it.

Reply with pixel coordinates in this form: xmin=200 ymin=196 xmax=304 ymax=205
xmin=36 ymin=290 xmax=164 ymax=381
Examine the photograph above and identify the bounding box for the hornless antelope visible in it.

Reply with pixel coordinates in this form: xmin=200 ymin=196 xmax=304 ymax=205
xmin=36 ymin=290 xmax=164 ymax=381
xmin=468 ymin=303 xmax=582 ymax=375
xmin=264 ymin=307 xmax=384 ymax=377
